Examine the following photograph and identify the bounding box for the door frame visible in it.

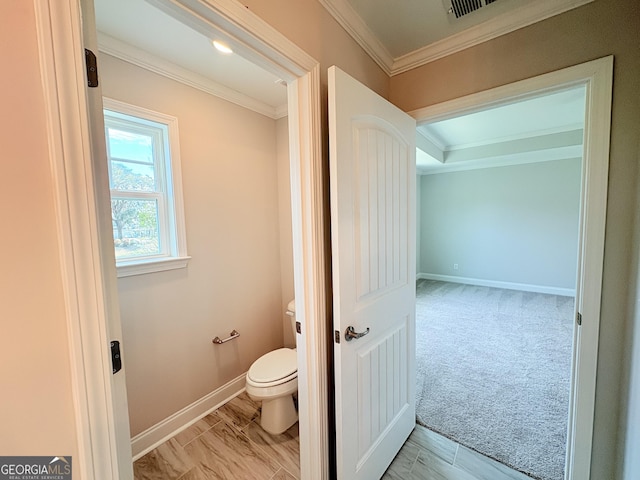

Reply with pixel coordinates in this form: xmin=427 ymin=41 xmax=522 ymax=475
xmin=410 ymin=56 xmax=613 ymax=480
xmin=33 ymin=0 xmax=329 ymax=479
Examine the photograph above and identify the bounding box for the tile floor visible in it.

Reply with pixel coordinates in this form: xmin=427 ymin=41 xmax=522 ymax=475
xmin=133 ymin=392 xmax=534 ymax=480
xmin=133 ymin=392 xmax=299 ymax=480
xmin=383 ymin=425 xmax=535 ymax=480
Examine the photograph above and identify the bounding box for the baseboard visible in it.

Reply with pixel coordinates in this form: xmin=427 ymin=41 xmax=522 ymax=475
xmin=131 ymin=373 xmax=247 ymax=460
xmin=416 ymin=273 xmax=576 ymax=297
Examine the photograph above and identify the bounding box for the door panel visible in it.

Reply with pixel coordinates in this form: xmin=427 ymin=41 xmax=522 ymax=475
xmin=329 ymin=66 xmax=416 ymax=480
xmin=354 ymin=120 xmax=409 ymax=300
xmin=356 ymin=320 xmax=409 ymax=459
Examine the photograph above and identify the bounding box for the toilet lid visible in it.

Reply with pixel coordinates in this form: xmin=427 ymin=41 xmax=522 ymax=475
xmin=248 ymin=348 xmax=297 ymax=383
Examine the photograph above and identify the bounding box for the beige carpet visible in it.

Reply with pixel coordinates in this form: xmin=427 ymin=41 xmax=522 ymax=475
xmin=415 ymin=279 xmax=574 ymax=480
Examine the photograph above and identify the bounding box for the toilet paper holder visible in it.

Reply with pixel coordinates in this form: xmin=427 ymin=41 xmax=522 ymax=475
xmin=212 ymin=329 xmax=240 ymax=344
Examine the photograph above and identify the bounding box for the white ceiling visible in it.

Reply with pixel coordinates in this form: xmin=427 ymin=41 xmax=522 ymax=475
xmin=94 ymin=0 xmax=288 ymax=118
xmin=416 ymin=86 xmax=586 ymax=174
xmin=419 ymin=87 xmax=586 ymax=148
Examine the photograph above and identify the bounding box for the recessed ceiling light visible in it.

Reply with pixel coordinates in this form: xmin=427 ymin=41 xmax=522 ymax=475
xmin=212 ymin=40 xmax=233 ymax=55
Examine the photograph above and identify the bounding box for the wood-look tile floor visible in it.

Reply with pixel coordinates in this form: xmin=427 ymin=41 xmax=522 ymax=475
xmin=385 ymin=424 xmax=535 ymax=480
xmin=134 ymin=392 xmax=300 ymax=480
xmin=134 ymin=393 xmax=533 ymax=480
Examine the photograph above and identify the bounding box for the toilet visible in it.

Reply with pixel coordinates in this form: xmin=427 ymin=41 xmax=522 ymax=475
xmin=245 ymin=300 xmax=298 ymax=434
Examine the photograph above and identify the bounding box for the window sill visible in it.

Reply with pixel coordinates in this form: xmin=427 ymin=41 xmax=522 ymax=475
xmin=116 ymin=256 xmax=191 ymax=278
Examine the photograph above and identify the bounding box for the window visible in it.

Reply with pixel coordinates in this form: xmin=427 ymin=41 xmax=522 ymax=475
xmin=103 ymin=98 xmax=189 ymax=277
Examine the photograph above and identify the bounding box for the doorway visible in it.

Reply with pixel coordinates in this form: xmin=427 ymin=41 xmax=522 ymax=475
xmin=95 ymin=0 xmax=297 ymax=456
xmin=34 ymin=0 xmax=327 ymax=478
xmin=85 ymin=1 xmax=322 ymax=476
xmin=414 ymin=86 xmax=584 ymax=479
xmin=409 ymin=59 xmax=613 ymax=480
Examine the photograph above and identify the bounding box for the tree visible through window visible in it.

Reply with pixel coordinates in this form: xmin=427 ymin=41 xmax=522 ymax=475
xmin=103 ymin=99 xmax=188 ymax=275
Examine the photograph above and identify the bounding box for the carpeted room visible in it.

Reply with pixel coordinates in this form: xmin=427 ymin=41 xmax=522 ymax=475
xmin=415 ymin=153 xmax=582 ymax=480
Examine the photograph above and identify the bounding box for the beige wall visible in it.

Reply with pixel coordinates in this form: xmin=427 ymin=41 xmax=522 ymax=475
xmin=242 ymin=0 xmax=389 ymax=99
xmin=0 ymin=0 xmax=79 ymax=458
xmin=390 ymin=0 xmax=640 ymax=477
xmin=100 ymin=54 xmax=290 ymax=436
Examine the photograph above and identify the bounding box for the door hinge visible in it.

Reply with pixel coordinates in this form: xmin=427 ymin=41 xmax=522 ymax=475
xmin=296 ymin=321 xmax=302 ymax=334
xmin=84 ymin=48 xmax=99 ymax=87
xmin=576 ymin=312 xmax=582 ymax=326
xmin=334 ymin=330 xmax=340 ymax=344
xmin=110 ymin=340 xmax=122 ymax=374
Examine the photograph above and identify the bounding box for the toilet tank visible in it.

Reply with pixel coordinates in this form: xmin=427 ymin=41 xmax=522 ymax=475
xmin=286 ymin=299 xmax=296 ymax=346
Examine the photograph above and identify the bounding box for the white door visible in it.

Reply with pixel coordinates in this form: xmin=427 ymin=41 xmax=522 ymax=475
xmin=329 ymin=66 xmax=417 ymax=480
xmin=80 ymin=0 xmax=134 ymax=477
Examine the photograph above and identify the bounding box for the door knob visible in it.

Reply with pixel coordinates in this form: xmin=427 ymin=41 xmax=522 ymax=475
xmin=345 ymin=326 xmax=370 ymax=342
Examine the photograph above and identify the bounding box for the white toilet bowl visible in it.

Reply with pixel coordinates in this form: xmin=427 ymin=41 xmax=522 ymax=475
xmin=245 ymin=300 xmax=298 ymax=435
xmin=246 ymin=347 xmax=298 ymax=434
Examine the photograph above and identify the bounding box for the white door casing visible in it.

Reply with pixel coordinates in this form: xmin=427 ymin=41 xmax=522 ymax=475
xmin=329 ymin=66 xmax=417 ymax=480
xmin=33 ymin=0 xmax=133 ymax=478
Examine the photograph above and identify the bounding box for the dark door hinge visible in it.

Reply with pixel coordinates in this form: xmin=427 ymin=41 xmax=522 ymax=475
xmin=85 ymin=48 xmax=99 ymax=88
xmin=334 ymin=330 xmax=340 ymax=344
xmin=576 ymin=312 xmax=582 ymax=326
xmin=296 ymin=321 xmax=302 ymax=334
xmin=110 ymin=340 xmax=122 ymax=374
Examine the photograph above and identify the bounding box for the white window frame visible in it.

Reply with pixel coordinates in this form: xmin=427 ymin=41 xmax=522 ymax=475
xmin=103 ymin=97 xmax=189 ymax=277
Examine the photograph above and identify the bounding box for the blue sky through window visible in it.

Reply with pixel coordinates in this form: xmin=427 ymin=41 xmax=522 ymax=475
xmin=108 ymin=128 xmax=153 ymax=166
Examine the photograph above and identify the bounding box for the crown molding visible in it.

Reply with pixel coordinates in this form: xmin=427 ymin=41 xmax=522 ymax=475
xmin=274 ymin=103 xmax=289 ymax=119
xmin=317 ymin=0 xmax=393 ymax=75
xmin=441 ymin=124 xmax=585 ymax=151
xmin=417 ymin=129 xmax=583 ymax=175
xmin=392 ymin=0 xmax=594 ymax=75
xmin=97 ymin=32 xmax=287 ymax=119
xmin=417 ymin=150 xmax=583 ymax=175
xmin=416 ymin=131 xmax=444 ymax=162
xmin=320 ymin=0 xmax=594 ymax=77
xmin=417 ymin=128 xmax=446 ymax=152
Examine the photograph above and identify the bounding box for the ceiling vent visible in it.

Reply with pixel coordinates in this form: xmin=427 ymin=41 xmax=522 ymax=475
xmin=448 ymin=0 xmax=499 ymax=19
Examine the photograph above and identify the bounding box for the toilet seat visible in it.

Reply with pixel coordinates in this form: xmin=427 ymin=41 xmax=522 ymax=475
xmin=247 ymin=348 xmax=297 ymax=387
xmin=247 ymin=371 xmax=297 ymax=389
